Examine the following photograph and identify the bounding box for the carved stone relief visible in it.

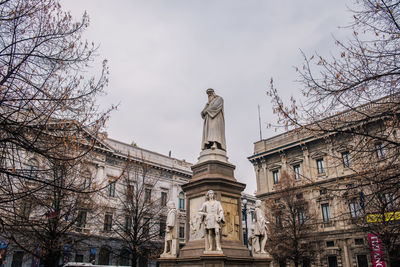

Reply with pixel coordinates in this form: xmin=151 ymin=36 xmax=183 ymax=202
xmin=220 ymin=196 xmax=240 ymax=241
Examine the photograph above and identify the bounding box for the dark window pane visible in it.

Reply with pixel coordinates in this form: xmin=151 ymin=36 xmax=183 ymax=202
xmin=357 ymin=255 xmax=368 ymax=267
xmin=328 ymin=256 xmax=338 ymax=267
xmin=322 ymin=203 xmax=330 ymax=222
xmin=317 ymin=158 xmax=325 ymax=174
xmin=11 ymin=251 xmax=24 ymax=267
xmin=273 ymin=170 xmax=279 ymax=184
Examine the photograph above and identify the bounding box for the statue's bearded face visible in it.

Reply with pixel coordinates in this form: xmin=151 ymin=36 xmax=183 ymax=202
xmin=208 ymin=191 xmax=214 ymax=200
xmin=207 ymin=92 xmax=215 ymax=102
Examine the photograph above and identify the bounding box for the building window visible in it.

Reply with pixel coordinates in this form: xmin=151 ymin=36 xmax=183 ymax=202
xmin=124 ymin=216 xmax=131 ymax=234
xmin=159 ymin=220 xmax=166 ymax=237
xmin=161 ymin=192 xmax=168 ymax=206
xmin=384 ymin=193 xmax=395 ymax=210
xmin=82 ymin=171 xmax=91 ymax=190
xmin=108 ymin=181 xmax=115 ymax=197
xmin=179 ymin=223 xmax=185 ymax=239
xmin=179 ymin=192 xmax=185 ymax=210
xmin=302 ymin=257 xmax=311 ymax=267
xmin=326 ymin=241 xmax=335 ymax=247
xmin=342 ymin=151 xmax=351 ymax=168
xmin=26 ymin=158 xmax=39 ymax=179
xmin=357 ymin=255 xmax=368 ymax=267
xmin=276 ymin=215 xmax=282 ymax=227
xmin=76 ymin=210 xmax=87 ymax=228
xmin=375 ymin=142 xmax=386 ymax=159
xmin=104 ymin=213 xmax=112 ymax=232
xmin=144 ymin=188 xmax=152 ymax=203
xmin=298 ymin=210 xmax=306 ymax=225
xmin=273 ymin=170 xmax=279 ymax=184
xmin=126 ymin=185 xmax=134 ymax=198
xmin=120 ymin=249 xmax=130 ymax=266
xmin=321 ymin=203 xmax=331 ymax=222
xmin=143 ymin=219 xmax=149 ymax=238
xmin=11 ymin=251 xmax=24 ymax=267
xmin=98 ymin=247 xmax=110 ymax=265
xmin=20 ymin=201 xmax=32 ymax=219
xmin=355 ymin=238 xmax=364 ymax=245
xmin=250 ymin=210 xmax=255 ymax=222
xmin=319 ymin=188 xmax=327 ymax=195
xmin=328 ymin=256 xmax=338 ymax=267
xmin=349 ymin=200 xmax=361 ymax=218
xmin=316 ymin=158 xmax=325 ymax=174
xmin=293 ymin=165 xmax=301 ymax=179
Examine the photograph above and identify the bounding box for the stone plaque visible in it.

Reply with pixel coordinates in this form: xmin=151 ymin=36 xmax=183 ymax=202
xmin=220 ymin=195 xmax=240 ymax=241
xmin=189 ymin=195 xmax=205 ymax=241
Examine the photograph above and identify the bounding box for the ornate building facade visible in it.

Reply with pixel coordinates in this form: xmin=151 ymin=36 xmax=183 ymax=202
xmin=248 ymin=104 xmax=400 ymax=267
xmin=1 ymin=136 xmax=192 ymax=267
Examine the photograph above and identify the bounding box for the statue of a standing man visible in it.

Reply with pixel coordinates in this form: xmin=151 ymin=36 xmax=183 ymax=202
xmin=201 ymin=89 xmax=226 ymax=151
xmin=253 ymin=200 xmax=268 ymax=254
xmin=162 ymin=201 xmax=178 ymax=257
xmin=199 ymin=190 xmax=225 ymax=252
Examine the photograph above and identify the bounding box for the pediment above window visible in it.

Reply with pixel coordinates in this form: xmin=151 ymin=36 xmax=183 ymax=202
xmin=310 ymin=151 xmax=327 ymax=159
xmin=268 ymin=163 xmax=282 ymax=171
xmin=288 ymin=157 xmax=303 ymax=165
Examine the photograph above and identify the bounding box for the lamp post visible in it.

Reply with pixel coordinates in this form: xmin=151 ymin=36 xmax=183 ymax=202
xmin=242 ymin=198 xmax=248 ymax=248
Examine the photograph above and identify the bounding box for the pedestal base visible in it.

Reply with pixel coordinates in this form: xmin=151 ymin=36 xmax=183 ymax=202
xmin=158 ymin=254 xmax=272 ymax=267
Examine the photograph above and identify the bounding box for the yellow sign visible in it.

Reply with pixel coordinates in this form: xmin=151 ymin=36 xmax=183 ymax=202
xmin=367 ymin=212 xmax=400 ymax=223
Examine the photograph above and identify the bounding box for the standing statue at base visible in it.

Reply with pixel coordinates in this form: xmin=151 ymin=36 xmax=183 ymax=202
xmin=199 ymin=190 xmax=225 ymax=252
xmin=251 ymin=200 xmax=268 ymax=254
xmin=161 ymin=201 xmax=178 ymax=257
xmin=201 ymin=89 xmax=226 ymax=151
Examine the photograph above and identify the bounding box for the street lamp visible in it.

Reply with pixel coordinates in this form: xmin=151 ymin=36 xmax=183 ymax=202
xmin=242 ymin=198 xmax=248 ymax=248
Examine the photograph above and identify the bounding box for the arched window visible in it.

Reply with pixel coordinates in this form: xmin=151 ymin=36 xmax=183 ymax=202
xmin=119 ymin=248 xmax=130 ymax=266
xmin=98 ymin=246 xmax=111 ymax=265
xmin=26 ymin=158 xmax=38 ymax=179
xmin=179 ymin=192 xmax=185 ymax=210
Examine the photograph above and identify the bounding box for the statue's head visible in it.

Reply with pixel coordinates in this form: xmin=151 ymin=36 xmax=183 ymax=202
xmin=255 ymin=200 xmax=262 ymax=208
xmin=206 ymin=88 xmax=216 ymax=100
xmin=205 ymin=190 xmax=215 ymax=200
xmin=167 ymin=201 xmax=176 ymax=209
xmin=206 ymin=88 xmax=215 ymax=95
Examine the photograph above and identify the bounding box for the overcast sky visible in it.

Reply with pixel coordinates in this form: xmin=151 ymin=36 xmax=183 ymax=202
xmin=60 ymin=0 xmax=353 ymax=194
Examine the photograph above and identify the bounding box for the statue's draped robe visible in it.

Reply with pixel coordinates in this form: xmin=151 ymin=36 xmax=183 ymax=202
xmin=254 ymin=207 xmax=267 ymax=236
xmin=201 ymin=95 xmax=226 ymax=151
xmin=165 ymin=208 xmax=177 ymax=241
xmin=199 ymin=200 xmax=225 ymax=230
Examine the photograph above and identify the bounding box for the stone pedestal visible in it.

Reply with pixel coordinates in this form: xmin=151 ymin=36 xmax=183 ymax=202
xmin=158 ymin=149 xmax=272 ymax=267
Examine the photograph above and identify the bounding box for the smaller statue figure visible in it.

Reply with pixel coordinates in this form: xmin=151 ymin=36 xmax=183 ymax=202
xmin=161 ymin=201 xmax=178 ymax=257
xmin=199 ymin=190 xmax=225 ymax=252
xmin=252 ymin=200 xmax=268 ymax=254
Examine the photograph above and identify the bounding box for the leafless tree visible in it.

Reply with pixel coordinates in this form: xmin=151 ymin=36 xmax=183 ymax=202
xmin=265 ymin=171 xmax=319 ymax=267
xmin=0 ymin=0 xmax=113 ymax=204
xmin=0 ymin=155 xmax=102 ymax=267
xmin=267 ymin=1 xmax=400 ymax=264
xmin=110 ymin=157 xmax=166 ymax=267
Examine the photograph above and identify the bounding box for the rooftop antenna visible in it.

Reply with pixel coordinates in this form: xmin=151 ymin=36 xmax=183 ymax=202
xmin=258 ymin=105 xmax=263 ymax=140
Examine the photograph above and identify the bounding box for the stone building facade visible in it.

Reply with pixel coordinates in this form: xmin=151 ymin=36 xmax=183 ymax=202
xmin=248 ymin=131 xmax=380 ymax=267
xmin=2 ymin=136 xmax=192 ymax=267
